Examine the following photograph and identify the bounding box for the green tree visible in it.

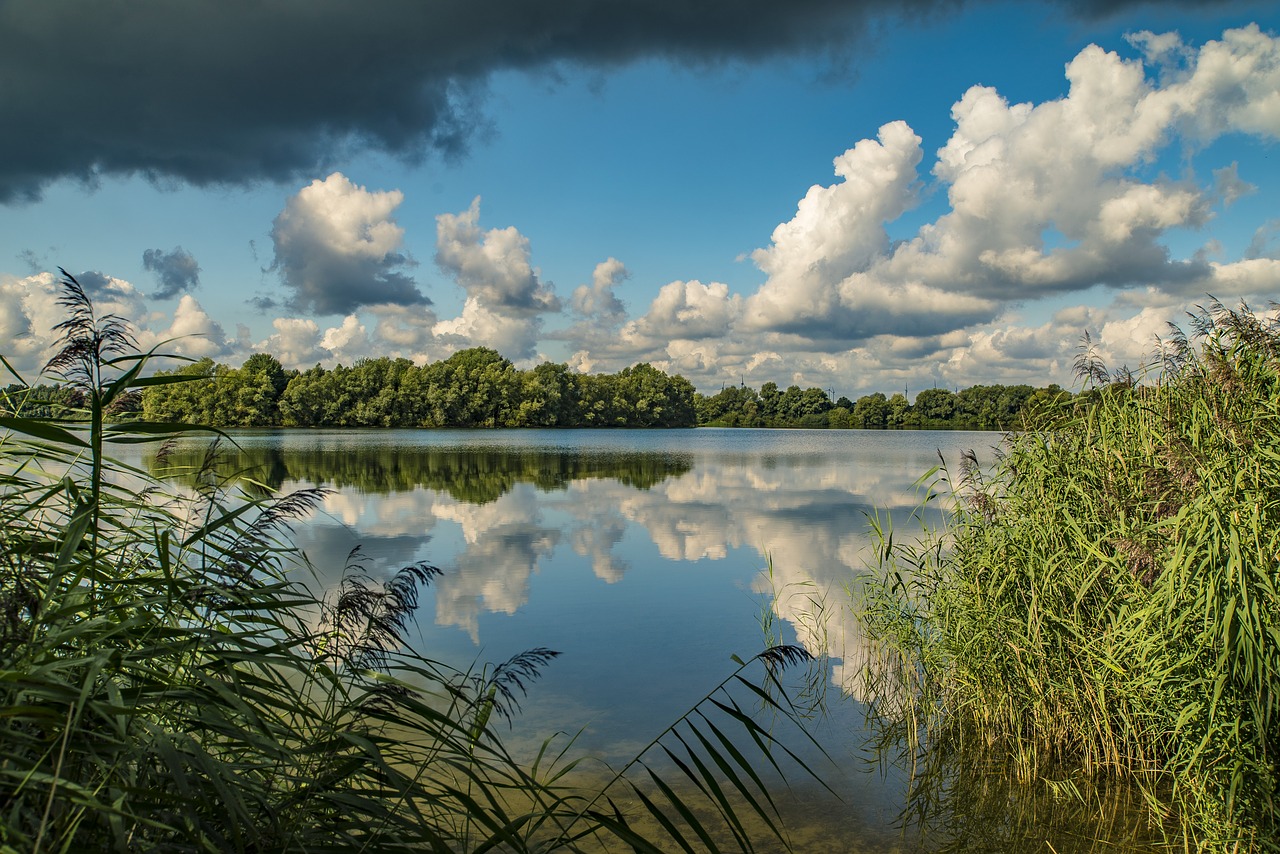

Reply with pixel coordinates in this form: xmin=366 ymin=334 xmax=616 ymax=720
xmin=279 ymin=365 xmax=328 ymax=427
xmin=420 ymin=348 xmax=516 ymax=427
xmin=759 ymin=382 xmax=781 ymax=424
xmin=797 ymin=387 xmax=833 ymax=419
xmin=914 ymin=388 xmax=956 ymax=424
xmin=510 ymin=362 xmax=581 ymax=426
xmin=827 ymin=406 xmax=854 ymax=429
xmin=853 ymin=392 xmax=889 ymax=429
xmin=886 ymin=392 xmax=912 ymax=429
xmin=577 ymin=372 xmax=619 ymax=426
xmin=142 ymin=358 xmax=217 ymax=423
xmin=613 ymin=363 xmax=696 ymax=428
xmin=695 ymin=385 xmax=762 ymax=427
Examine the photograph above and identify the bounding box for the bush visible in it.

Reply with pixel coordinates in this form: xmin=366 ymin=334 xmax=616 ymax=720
xmin=859 ymin=300 xmax=1280 ymax=852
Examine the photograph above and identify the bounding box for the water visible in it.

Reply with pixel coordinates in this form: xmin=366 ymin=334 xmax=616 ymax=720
xmin=128 ymin=427 xmax=1167 ymax=852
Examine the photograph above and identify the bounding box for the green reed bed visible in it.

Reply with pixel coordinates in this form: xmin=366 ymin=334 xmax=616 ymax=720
xmin=0 ymin=273 xmax=823 ymax=853
xmin=859 ymin=301 xmax=1279 ymax=852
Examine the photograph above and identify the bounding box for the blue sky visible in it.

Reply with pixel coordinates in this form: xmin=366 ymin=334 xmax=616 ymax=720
xmin=2 ymin=0 xmax=1278 ymax=397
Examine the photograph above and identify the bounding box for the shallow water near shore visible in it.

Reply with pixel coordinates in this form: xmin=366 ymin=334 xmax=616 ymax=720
xmin=121 ymin=427 xmax=1169 ymax=851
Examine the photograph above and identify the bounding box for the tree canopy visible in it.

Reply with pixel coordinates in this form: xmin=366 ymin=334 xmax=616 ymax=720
xmin=141 ymin=350 xmax=700 ymax=429
xmin=694 ymin=382 xmax=1070 ymax=430
xmin=131 ymin=349 xmax=1076 ymax=432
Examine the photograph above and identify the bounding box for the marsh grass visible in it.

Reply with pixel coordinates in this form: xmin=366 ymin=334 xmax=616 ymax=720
xmin=0 ymin=272 xmax=824 ymax=852
xmin=858 ymin=299 xmax=1280 ymax=852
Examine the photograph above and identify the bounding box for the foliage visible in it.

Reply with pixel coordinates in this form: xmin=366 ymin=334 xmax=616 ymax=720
xmin=131 ymin=344 xmax=1072 ymax=433
xmin=693 ymin=381 xmax=1068 ymax=430
xmin=0 ymin=272 xmax=828 ymax=852
xmin=0 ymin=384 xmax=91 ymax=420
xmin=143 ymin=350 xmax=698 ymax=429
xmin=857 ymin=300 xmax=1280 ymax=852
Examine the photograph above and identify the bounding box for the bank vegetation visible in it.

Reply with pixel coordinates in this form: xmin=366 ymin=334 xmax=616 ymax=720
xmin=859 ymin=300 xmax=1280 ymax=852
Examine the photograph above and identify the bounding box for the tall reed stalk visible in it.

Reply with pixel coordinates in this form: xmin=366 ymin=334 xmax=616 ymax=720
xmin=0 ymin=272 xmax=822 ymax=852
xmin=858 ymin=299 xmax=1280 ymax=853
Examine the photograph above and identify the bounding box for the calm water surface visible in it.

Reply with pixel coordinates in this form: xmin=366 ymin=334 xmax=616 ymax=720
xmin=136 ymin=428 xmax=1163 ymax=853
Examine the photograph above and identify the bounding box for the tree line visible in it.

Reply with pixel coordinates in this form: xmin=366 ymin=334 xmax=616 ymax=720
xmin=695 ymin=381 xmax=1071 ymax=431
xmin=137 ymin=348 xmax=699 ymax=428
xmin=6 ymin=347 xmax=1073 ymax=431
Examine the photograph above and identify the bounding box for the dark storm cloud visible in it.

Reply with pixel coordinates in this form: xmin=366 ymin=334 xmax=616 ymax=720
xmin=269 ymin=236 xmax=425 ymax=316
xmin=63 ymin=269 xmax=142 ymax=308
xmin=0 ymin=0 xmax=1241 ymax=203
xmin=142 ymin=246 xmax=201 ymax=299
xmin=73 ymin=270 xmax=121 ymax=298
xmin=765 ymin=303 xmax=997 ymax=352
xmin=249 ymin=295 xmax=280 ymax=313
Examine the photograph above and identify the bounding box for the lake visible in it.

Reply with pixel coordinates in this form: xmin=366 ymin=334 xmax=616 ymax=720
xmin=130 ymin=427 xmax=1164 ymax=853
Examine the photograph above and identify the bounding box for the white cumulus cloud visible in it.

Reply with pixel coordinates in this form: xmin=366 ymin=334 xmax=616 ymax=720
xmin=435 ymin=197 xmax=560 ymax=315
xmin=270 ymin=172 xmax=424 ymax=315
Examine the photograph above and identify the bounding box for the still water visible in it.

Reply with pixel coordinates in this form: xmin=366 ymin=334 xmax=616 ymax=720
xmin=135 ymin=428 xmax=1164 ymax=853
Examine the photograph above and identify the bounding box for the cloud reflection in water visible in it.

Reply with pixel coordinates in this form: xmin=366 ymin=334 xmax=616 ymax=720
xmin=153 ymin=429 xmax=993 ymax=703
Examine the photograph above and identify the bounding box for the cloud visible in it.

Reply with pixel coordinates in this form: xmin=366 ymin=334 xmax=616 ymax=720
xmin=435 ymin=197 xmax=559 ymax=315
xmin=430 ymin=198 xmax=561 ymax=360
xmin=1246 ymin=221 xmax=1280 ymax=260
xmin=432 ymin=297 xmax=545 ymax=362
xmin=1146 ymin=24 xmax=1280 ymax=141
xmin=571 ymin=258 xmax=629 ymax=323
xmin=444 ymin=24 xmax=1280 ymax=394
xmin=746 ymin=121 xmax=924 ymax=327
xmin=135 ymin=294 xmax=232 ymax=361
xmin=0 ymin=0 xmax=1248 ymax=203
xmin=0 ymin=271 xmax=227 ymax=378
xmin=319 ymin=315 xmax=372 ymax=360
xmin=632 ymin=279 xmax=742 ymax=342
xmin=1213 ymin=162 xmax=1255 ymax=205
xmin=731 ymin=25 xmax=1280 ymax=357
xmin=269 ymin=173 xmax=425 ymax=315
xmin=256 ymin=318 xmax=328 ymax=368
xmin=257 ymin=199 xmax=565 ymax=369
xmin=251 ymin=312 xmax=379 ymax=368
xmin=367 ymin=304 xmax=444 ymax=360
xmin=142 ymin=247 xmax=201 ymax=299
xmin=559 ymin=277 xmax=749 ymax=381
xmin=0 ymin=275 xmax=53 ymax=378
xmin=70 ymin=270 xmax=147 ymax=310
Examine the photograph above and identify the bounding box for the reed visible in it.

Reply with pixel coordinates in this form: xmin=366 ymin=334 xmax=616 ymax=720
xmin=858 ymin=299 xmax=1280 ymax=852
xmin=0 ymin=272 xmax=822 ymax=853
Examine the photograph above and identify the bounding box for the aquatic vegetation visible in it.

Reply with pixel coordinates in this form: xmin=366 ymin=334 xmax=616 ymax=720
xmin=0 ymin=272 xmax=823 ymax=852
xmin=858 ymin=300 xmax=1280 ymax=852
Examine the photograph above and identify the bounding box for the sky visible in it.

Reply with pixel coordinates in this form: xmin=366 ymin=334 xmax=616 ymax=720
xmin=2 ymin=0 xmax=1278 ymax=398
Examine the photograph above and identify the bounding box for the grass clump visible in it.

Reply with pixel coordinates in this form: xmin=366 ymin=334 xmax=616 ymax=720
xmin=0 ymin=272 xmax=823 ymax=852
xmin=859 ymin=299 xmax=1280 ymax=852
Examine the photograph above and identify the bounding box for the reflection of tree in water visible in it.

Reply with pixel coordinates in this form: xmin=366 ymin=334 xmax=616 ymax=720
xmin=150 ymin=443 xmax=692 ymax=504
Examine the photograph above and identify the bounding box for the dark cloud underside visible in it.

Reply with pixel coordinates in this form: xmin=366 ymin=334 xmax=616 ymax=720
xmin=0 ymin=0 xmax=1240 ymax=202
xmin=142 ymin=246 xmax=201 ymax=299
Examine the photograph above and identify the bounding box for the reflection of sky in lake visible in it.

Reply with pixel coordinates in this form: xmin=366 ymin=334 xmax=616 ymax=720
xmin=144 ymin=428 xmax=996 ymax=731
xmin=124 ymin=427 xmax=1170 ymax=851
